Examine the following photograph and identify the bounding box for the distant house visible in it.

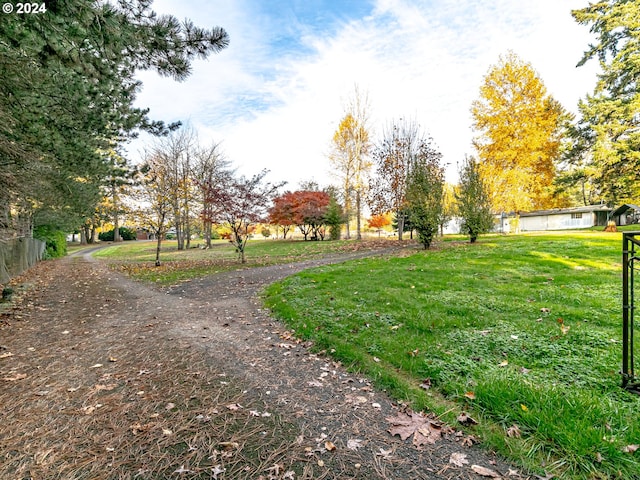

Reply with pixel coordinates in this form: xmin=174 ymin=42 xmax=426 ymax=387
xmin=497 ymin=205 xmax=611 ymax=233
xmin=610 ymin=204 xmax=640 ymax=226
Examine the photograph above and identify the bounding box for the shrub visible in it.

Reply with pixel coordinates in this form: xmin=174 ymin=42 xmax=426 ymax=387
xmin=261 ymin=227 xmax=271 ymax=238
xmin=98 ymin=227 xmax=137 ymax=241
xmin=33 ymin=225 xmax=67 ymax=258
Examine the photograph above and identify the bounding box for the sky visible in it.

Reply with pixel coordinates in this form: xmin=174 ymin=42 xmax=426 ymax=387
xmin=127 ymin=0 xmax=601 ymax=187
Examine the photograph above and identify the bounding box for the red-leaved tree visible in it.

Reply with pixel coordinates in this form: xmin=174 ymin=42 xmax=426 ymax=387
xmin=203 ymin=170 xmax=283 ymax=263
xmin=269 ymin=194 xmax=296 ymax=239
xmin=270 ymin=190 xmax=330 ymax=241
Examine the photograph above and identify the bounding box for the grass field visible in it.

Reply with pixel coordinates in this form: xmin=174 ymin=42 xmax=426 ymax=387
xmin=92 ymin=238 xmax=393 ymax=285
xmin=264 ymin=232 xmax=640 ymax=479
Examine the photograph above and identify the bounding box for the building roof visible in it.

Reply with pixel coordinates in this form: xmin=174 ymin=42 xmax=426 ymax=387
xmin=519 ymin=205 xmax=611 ymax=217
xmin=610 ymin=204 xmax=640 ymax=218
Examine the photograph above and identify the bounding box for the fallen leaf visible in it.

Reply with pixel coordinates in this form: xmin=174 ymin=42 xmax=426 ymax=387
xmin=0 ymin=352 xmax=14 ymax=359
xmin=377 ymin=447 xmax=392 ymax=458
xmin=519 ymin=367 xmax=530 ymax=375
xmin=560 ymin=325 xmax=570 ymax=335
xmin=324 ymin=440 xmax=336 ymax=451
xmin=373 ymin=356 xmax=381 ymax=363
xmin=595 ymin=452 xmax=603 ymax=463
xmin=2 ymin=373 xmax=27 ymax=381
xmin=317 ymin=459 xmax=324 ymax=467
xmin=520 ymin=404 xmax=528 ymax=412
xmin=540 ymin=307 xmax=550 ymax=313
xmin=420 ymin=378 xmax=432 ymax=390
xmin=506 ymin=424 xmax=521 ymax=438
xmin=499 ymin=360 xmax=509 ymax=367
xmin=347 ymin=439 xmax=364 ymax=450
xmin=387 ymin=410 xmax=444 ymax=447
xmin=510 ymin=335 xmax=519 ymax=340
xmin=226 ymin=403 xmax=242 ymax=411
xmin=174 ymin=465 xmax=192 ymax=474
xmin=212 ymin=465 xmax=225 ymax=479
xmin=446 ymin=452 xmax=468 ymax=467
xmin=219 ymin=441 xmax=239 ymax=450
xmin=162 ymin=428 xmax=172 ymax=435
xmin=461 ymin=435 xmax=477 ymax=447
xmin=89 ymin=364 xmax=103 ymax=369
xmin=108 ymin=357 xmax=117 ymax=362
xmin=623 ymin=444 xmax=639 ymax=453
xmin=372 ymin=402 xmax=381 ymax=409
xmin=464 ymin=391 xmax=476 ymax=400
xmin=165 ymin=402 xmax=176 ymax=410
xmin=457 ymin=412 xmax=478 ymax=425
xmin=471 ymin=464 xmax=501 ymax=478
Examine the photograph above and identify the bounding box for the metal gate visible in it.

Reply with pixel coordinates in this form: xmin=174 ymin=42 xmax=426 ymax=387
xmin=622 ymin=232 xmax=640 ymax=393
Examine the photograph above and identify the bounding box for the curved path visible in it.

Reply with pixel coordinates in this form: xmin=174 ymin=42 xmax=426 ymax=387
xmin=0 ymin=248 xmax=522 ymax=479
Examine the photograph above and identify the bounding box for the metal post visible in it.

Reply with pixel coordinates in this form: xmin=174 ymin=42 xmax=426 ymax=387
xmin=623 ymin=234 xmax=629 ymax=387
xmin=622 ymin=232 xmax=640 ymax=391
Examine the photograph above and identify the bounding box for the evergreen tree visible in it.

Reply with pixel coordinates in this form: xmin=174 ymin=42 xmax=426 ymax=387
xmin=0 ymin=1 xmax=229 ymax=237
xmin=571 ymin=1 xmax=640 ymax=203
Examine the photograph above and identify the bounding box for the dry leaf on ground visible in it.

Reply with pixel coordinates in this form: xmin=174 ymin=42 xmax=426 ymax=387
xmin=386 ymin=410 xmax=446 ymax=447
xmin=347 ymin=439 xmax=364 ymax=450
xmin=449 ymin=452 xmax=469 ymax=467
xmin=457 ymin=412 xmax=478 ymax=425
xmin=471 ymin=464 xmax=501 ymax=477
xmin=506 ymin=424 xmax=521 ymax=438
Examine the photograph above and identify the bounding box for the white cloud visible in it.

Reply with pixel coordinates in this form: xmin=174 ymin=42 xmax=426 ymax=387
xmin=127 ymin=0 xmax=600 ymax=186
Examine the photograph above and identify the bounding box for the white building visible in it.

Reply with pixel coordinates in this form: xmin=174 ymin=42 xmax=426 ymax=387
xmin=498 ymin=205 xmax=611 ymax=233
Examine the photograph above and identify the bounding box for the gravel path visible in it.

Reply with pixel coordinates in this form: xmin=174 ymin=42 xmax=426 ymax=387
xmin=0 ymin=248 xmax=525 ymax=479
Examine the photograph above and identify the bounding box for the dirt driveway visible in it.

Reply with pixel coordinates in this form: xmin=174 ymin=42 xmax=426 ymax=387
xmin=0 ymin=249 xmax=522 ymax=479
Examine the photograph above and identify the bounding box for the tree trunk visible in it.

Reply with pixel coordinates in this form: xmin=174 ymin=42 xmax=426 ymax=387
xmin=397 ymin=212 xmax=404 ymax=241
xmin=80 ymin=228 xmax=87 ymax=245
xmin=204 ymin=220 xmax=212 ymax=248
xmin=111 ymin=183 xmax=122 ymax=242
xmin=184 ymin=198 xmax=191 ymax=249
xmin=356 ymin=190 xmax=362 ymax=240
xmin=155 ymin=236 xmax=163 ymax=266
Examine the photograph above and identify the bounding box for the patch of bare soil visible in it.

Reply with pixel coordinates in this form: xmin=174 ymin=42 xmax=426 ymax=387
xmin=1 ymin=247 xmax=525 ymax=480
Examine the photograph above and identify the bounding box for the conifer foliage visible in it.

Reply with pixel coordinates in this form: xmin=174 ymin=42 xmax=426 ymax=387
xmin=0 ymin=1 xmax=229 ymax=237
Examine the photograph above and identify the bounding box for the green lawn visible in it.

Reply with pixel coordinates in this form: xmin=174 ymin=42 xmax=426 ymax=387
xmin=264 ymin=232 xmax=640 ymax=479
xmin=92 ymin=238 xmax=393 ymax=284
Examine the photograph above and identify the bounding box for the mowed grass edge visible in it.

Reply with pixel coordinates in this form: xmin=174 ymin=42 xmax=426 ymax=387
xmin=91 ymin=238 xmax=393 ymax=285
xmin=263 ymin=232 xmax=640 ymax=479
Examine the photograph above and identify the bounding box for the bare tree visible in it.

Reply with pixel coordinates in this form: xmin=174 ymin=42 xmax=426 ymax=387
xmin=151 ymin=128 xmax=198 ymax=250
xmin=136 ymin=155 xmax=173 ymax=266
xmin=192 ymin=142 xmax=232 ymax=248
xmin=368 ymin=118 xmax=420 ymax=240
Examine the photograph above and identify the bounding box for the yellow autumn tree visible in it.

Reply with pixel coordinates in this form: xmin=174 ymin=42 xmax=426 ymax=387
xmin=471 ymin=52 xmax=567 ymax=213
xmin=329 ymin=86 xmax=372 ymax=239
